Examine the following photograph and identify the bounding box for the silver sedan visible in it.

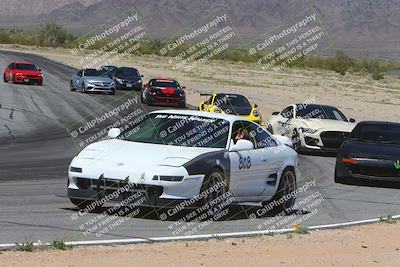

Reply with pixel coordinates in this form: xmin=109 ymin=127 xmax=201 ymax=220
xmin=70 ymin=68 xmax=116 ymax=95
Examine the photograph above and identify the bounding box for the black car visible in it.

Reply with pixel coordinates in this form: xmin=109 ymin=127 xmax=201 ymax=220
xmin=100 ymin=65 xmax=118 ymax=78
xmin=335 ymin=121 xmax=400 ymax=187
xmin=141 ymin=78 xmax=186 ymax=107
xmin=113 ymin=67 xmax=143 ymax=91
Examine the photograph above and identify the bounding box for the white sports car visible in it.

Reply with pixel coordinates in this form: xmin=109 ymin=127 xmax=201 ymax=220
xmin=268 ymin=104 xmax=356 ymax=152
xmin=68 ymin=110 xmax=300 ymax=213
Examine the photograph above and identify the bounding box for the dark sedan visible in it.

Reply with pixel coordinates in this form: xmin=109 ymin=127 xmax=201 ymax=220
xmin=112 ymin=67 xmax=143 ymax=91
xmin=335 ymin=121 xmax=400 ymax=188
xmin=141 ymin=78 xmax=186 ymax=107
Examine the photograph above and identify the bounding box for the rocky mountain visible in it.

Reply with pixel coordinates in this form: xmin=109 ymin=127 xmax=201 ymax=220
xmin=0 ymin=0 xmax=102 ymax=17
xmin=0 ymin=0 xmax=399 ymax=59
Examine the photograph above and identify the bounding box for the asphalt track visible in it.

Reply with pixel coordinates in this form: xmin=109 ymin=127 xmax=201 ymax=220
xmin=0 ymin=50 xmax=399 ymax=244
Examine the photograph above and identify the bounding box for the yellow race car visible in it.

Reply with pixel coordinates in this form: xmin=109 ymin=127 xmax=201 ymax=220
xmin=198 ymin=93 xmax=262 ymax=124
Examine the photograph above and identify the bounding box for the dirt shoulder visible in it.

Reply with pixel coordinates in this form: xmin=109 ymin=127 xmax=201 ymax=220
xmin=1 ymin=222 xmax=400 ymax=267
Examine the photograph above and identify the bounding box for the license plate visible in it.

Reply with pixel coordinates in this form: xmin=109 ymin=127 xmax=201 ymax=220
xmin=24 ymin=79 xmax=29 ymax=82
xmin=126 ymin=84 xmax=132 ymax=87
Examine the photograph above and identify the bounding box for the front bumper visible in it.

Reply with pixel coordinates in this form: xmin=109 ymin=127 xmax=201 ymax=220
xmin=335 ymin=158 xmax=400 ymax=187
xmin=14 ymin=75 xmax=43 ymax=84
xmin=86 ymin=85 xmax=116 ymax=93
xmin=68 ymin=170 xmax=205 ymax=204
xmin=116 ymin=81 xmax=142 ymax=90
xmin=299 ymin=130 xmax=349 ymax=154
xmin=148 ymin=95 xmax=186 ymax=106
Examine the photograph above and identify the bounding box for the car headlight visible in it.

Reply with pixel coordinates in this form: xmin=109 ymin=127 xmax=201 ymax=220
xmin=38 ymin=74 xmax=43 ymax=77
xmin=152 ymin=175 xmax=184 ymax=182
xmin=116 ymin=78 xmax=123 ymax=84
xmin=300 ymin=127 xmax=318 ymax=134
xmin=253 ymin=110 xmax=260 ymax=117
xmin=110 ymin=81 xmax=115 ymax=86
xmin=15 ymin=73 xmax=23 ymax=76
xmin=136 ymin=79 xmax=142 ymax=84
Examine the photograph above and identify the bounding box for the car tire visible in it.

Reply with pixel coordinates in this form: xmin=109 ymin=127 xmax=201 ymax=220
xmin=12 ymin=76 xmax=16 ymax=84
xmin=180 ymin=102 xmax=186 ymax=108
xmin=110 ymin=90 xmax=115 ymax=95
xmin=199 ymin=168 xmax=229 ymax=219
xmin=81 ymin=83 xmax=86 ymax=93
xmin=70 ymin=198 xmax=99 ymax=210
xmin=3 ymin=74 xmax=7 ymax=83
xmin=262 ymin=167 xmax=296 ymax=214
xmin=70 ymin=81 xmax=76 ymax=91
xmin=291 ymin=129 xmax=301 ymax=151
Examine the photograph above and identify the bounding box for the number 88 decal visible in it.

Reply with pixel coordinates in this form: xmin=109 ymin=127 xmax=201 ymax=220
xmin=239 ymin=155 xmax=251 ymax=170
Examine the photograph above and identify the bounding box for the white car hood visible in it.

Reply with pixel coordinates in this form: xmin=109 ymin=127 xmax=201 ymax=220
xmin=76 ymin=139 xmax=221 ymax=168
xmin=298 ymin=119 xmax=355 ymax=132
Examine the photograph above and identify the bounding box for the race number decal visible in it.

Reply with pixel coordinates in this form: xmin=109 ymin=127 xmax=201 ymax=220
xmin=239 ymin=155 xmax=251 ymax=170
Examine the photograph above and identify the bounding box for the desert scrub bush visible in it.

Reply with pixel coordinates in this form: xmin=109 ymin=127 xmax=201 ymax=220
xmin=293 ymin=224 xmax=310 ymax=234
xmin=50 ymin=240 xmax=67 ymax=250
xmin=15 ymin=238 xmax=34 ymax=252
xmin=372 ymin=72 xmax=384 ymax=80
xmin=379 ymin=215 xmax=397 ymax=224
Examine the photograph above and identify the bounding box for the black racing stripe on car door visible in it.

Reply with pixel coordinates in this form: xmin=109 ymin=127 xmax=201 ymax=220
xmin=183 ymin=150 xmax=230 ymax=179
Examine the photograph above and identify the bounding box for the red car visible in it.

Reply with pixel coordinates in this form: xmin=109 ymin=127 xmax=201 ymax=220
xmin=141 ymin=77 xmax=186 ymax=107
xmin=3 ymin=62 xmax=43 ymax=85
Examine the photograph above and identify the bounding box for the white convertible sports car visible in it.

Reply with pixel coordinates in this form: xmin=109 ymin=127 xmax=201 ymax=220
xmin=68 ymin=110 xmax=299 ymax=213
xmin=268 ymin=104 xmax=356 ymax=152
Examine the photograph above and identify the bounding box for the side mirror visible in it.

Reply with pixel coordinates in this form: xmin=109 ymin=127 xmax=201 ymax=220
xmin=141 ymin=75 xmax=144 ymax=77
xmin=182 ymin=86 xmax=186 ymax=89
xmin=108 ymin=128 xmax=121 ymax=139
xmin=38 ymin=68 xmax=42 ymax=71
xmin=272 ymin=111 xmax=279 ymax=115
xmin=229 ymin=139 xmax=254 ymax=152
xmin=254 ymin=104 xmax=258 ymax=108
xmin=349 ymin=118 xmax=356 ymax=123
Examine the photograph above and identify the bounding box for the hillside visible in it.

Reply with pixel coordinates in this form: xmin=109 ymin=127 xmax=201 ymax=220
xmin=0 ymin=0 xmax=399 ymax=59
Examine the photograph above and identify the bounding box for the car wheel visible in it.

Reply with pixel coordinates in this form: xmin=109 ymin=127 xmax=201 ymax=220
xmin=81 ymin=83 xmax=86 ymax=93
xmin=110 ymin=90 xmax=115 ymax=95
xmin=200 ymin=168 xmax=229 ymax=219
xmin=12 ymin=76 xmax=16 ymax=84
xmin=3 ymin=74 xmax=7 ymax=83
xmin=70 ymin=198 xmax=100 ymax=210
xmin=180 ymin=102 xmax=186 ymax=108
xmin=70 ymin=81 xmax=75 ymax=91
xmin=291 ymin=129 xmax=301 ymax=151
xmin=262 ymin=167 xmax=296 ymax=214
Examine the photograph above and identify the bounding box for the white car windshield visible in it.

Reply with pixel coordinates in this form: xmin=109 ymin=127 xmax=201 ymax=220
xmin=124 ymin=113 xmax=230 ymax=148
xmin=296 ymin=104 xmax=348 ymax=121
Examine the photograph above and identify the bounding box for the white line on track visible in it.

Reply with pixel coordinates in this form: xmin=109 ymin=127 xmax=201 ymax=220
xmin=0 ymin=214 xmax=399 ymax=249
